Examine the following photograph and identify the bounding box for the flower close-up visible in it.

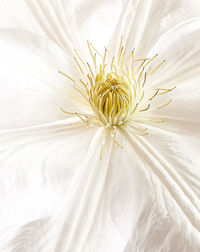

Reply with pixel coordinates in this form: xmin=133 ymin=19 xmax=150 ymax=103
xmin=0 ymin=0 xmax=200 ymax=251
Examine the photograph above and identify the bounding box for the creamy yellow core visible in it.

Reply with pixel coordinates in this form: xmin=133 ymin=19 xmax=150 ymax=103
xmin=90 ymin=73 xmax=132 ymax=126
xmin=60 ymin=37 xmax=175 ymax=136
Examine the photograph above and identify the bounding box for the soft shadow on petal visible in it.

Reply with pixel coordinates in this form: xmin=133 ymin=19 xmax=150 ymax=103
xmin=108 ymin=129 xmax=145 ymax=245
xmin=0 ymin=118 xmax=96 ymax=229
xmin=0 ymin=29 xmax=90 ymax=129
xmin=109 ymin=0 xmax=200 ymax=57
xmin=141 ymin=125 xmax=200 ymax=197
xmin=0 ymin=128 xmax=126 ymax=252
xmin=0 ymin=0 xmax=76 ymax=54
xmin=0 ymin=0 xmax=122 ymax=54
xmin=123 ymin=130 xmax=200 ymax=251
xmin=143 ymin=18 xmax=200 ymax=131
xmin=146 ymin=18 xmax=200 ymax=89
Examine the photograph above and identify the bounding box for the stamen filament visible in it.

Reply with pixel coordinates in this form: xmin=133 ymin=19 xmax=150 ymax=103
xmin=157 ymin=99 xmax=172 ymax=109
xmin=139 ymin=104 xmax=150 ymax=112
xmin=151 ymin=60 xmax=165 ymax=75
xmin=58 ymin=71 xmax=76 ymax=83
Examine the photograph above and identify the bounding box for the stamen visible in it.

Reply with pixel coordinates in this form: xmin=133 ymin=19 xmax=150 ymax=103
xmin=111 ymin=57 xmax=115 ymax=71
xmin=58 ymin=71 xmax=76 ymax=83
xmin=111 ymin=126 xmax=123 ymax=148
xmin=138 ymin=58 xmax=147 ymax=73
xmin=60 ymin=108 xmax=74 ymax=115
xmin=87 ymin=40 xmax=94 ymax=60
xmin=134 ymin=131 xmax=148 ymax=136
xmin=142 ymin=72 xmax=147 ymax=88
xmin=90 ymin=42 xmax=103 ymax=58
xmin=99 ymin=64 xmax=103 ymax=81
xmin=143 ymin=54 xmax=158 ymax=68
xmin=149 ymin=119 xmax=165 ymax=123
xmin=74 ymin=57 xmax=84 ymax=75
xmin=124 ymin=125 xmax=148 ymax=136
xmin=149 ymin=89 xmax=159 ymax=101
xmin=105 ymin=47 xmax=113 ymax=57
xmin=125 ymin=64 xmax=129 ymax=76
xmin=139 ymin=104 xmax=150 ymax=112
xmin=93 ymin=53 xmax=97 ymax=73
xmin=103 ymin=48 xmax=107 ymax=67
xmin=139 ymin=92 xmax=144 ymax=103
xmin=87 ymin=74 xmax=94 ymax=90
xmin=74 ymin=49 xmax=88 ymax=70
xmin=112 ymin=136 xmax=123 ymax=148
xmin=151 ymin=60 xmax=165 ymax=75
xmin=100 ymin=145 xmax=104 ymax=160
xmin=75 ymin=112 xmax=89 ymax=125
xmin=157 ymin=99 xmax=172 ymax=109
xmin=61 ymin=109 xmax=91 ymax=125
xmin=122 ymin=51 xmax=125 ymax=71
xmin=87 ymin=62 xmax=95 ymax=78
xmin=130 ymin=103 xmax=138 ymax=115
xmin=157 ymin=86 xmax=176 ymax=95
xmin=79 ymin=79 xmax=88 ymax=90
xmin=135 ymin=58 xmax=150 ymax=62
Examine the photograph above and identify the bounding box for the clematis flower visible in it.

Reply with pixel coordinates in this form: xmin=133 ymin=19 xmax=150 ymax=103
xmin=0 ymin=1 xmax=200 ymax=251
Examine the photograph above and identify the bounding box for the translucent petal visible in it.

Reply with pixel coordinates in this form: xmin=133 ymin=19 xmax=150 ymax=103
xmin=0 ymin=0 xmax=122 ymax=53
xmin=123 ymin=129 xmax=200 ymax=251
xmin=0 ymin=118 xmax=96 ymax=228
xmin=0 ymin=128 xmax=126 ymax=252
xmin=0 ymin=29 xmax=88 ymax=129
xmin=109 ymin=0 xmax=200 ymax=57
xmin=144 ymin=19 xmax=200 ymax=131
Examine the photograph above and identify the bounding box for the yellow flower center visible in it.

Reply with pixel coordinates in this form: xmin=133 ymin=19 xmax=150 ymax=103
xmin=60 ymin=37 xmax=176 ymax=139
xmin=90 ymin=73 xmax=132 ymax=126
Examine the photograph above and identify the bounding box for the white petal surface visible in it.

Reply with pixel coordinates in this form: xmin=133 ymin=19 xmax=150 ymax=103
xmin=0 ymin=128 xmax=147 ymax=252
xmin=110 ymin=0 xmax=200 ymax=57
xmin=123 ymin=127 xmax=200 ymax=251
xmin=0 ymin=29 xmax=88 ymax=130
xmin=144 ymin=18 xmax=200 ymax=131
xmin=0 ymin=118 xmax=96 ymax=229
xmin=0 ymin=0 xmax=122 ymax=53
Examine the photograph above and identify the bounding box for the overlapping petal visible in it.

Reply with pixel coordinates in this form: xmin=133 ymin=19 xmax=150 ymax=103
xmin=123 ymin=129 xmax=200 ymax=251
xmin=0 ymin=29 xmax=89 ymax=129
xmin=110 ymin=0 xmax=200 ymax=57
xmin=145 ymin=18 xmax=200 ymax=133
xmin=0 ymin=127 xmax=147 ymax=252
xmin=0 ymin=118 xmax=96 ymax=229
xmin=0 ymin=128 xmax=119 ymax=252
xmin=0 ymin=0 xmax=121 ymax=54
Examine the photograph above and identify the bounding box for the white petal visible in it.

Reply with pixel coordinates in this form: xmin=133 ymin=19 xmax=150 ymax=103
xmin=0 ymin=128 xmax=149 ymax=252
xmin=0 ymin=118 xmax=96 ymax=229
xmin=123 ymin=129 xmax=200 ymax=251
xmin=144 ymin=18 xmax=200 ymax=130
xmin=0 ymin=29 xmax=88 ymax=129
xmin=0 ymin=128 xmax=126 ymax=252
xmin=147 ymin=18 xmax=200 ymax=87
xmin=109 ymin=0 xmax=200 ymax=57
xmin=61 ymin=0 xmax=122 ymax=52
xmin=0 ymin=0 xmax=75 ymax=54
xmin=0 ymin=0 xmax=122 ymax=53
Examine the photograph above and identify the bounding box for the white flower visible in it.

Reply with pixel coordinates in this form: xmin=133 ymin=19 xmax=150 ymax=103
xmin=0 ymin=1 xmax=200 ymax=252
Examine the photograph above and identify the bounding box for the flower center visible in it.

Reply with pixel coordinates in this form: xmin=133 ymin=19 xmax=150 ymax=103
xmin=90 ymin=73 xmax=132 ymax=126
xmin=60 ymin=37 xmax=175 ymax=136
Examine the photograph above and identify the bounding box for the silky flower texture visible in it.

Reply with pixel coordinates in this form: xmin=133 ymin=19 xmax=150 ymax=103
xmin=0 ymin=1 xmax=200 ymax=252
